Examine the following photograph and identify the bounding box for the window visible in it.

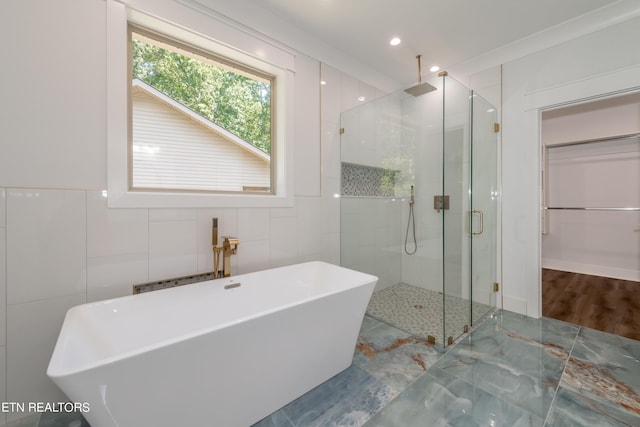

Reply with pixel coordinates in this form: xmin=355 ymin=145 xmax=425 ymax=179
xmin=129 ymin=25 xmax=274 ymax=194
xmin=106 ymin=1 xmax=294 ymax=208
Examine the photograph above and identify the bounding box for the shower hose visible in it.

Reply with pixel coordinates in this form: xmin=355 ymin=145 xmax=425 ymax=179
xmin=404 ymin=185 xmax=417 ymax=255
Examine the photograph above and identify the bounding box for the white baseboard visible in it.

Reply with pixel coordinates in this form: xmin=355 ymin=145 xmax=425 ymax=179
xmin=542 ymin=258 xmax=640 ymax=282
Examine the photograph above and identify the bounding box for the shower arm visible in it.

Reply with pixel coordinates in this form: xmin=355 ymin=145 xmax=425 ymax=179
xmin=416 ymin=55 xmax=423 ymax=83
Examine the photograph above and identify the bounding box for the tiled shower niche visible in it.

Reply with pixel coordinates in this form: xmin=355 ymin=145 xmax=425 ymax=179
xmin=341 ymin=162 xmax=399 ymax=197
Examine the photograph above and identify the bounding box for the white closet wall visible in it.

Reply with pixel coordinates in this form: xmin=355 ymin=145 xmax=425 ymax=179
xmin=542 ymin=93 xmax=640 ymax=281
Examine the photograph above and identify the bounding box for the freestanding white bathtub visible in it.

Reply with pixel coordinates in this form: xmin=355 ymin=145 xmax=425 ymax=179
xmin=47 ymin=261 xmax=377 ymax=427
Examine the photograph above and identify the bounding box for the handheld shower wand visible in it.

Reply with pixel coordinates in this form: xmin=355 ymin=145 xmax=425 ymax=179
xmin=404 ymin=185 xmax=417 ymax=255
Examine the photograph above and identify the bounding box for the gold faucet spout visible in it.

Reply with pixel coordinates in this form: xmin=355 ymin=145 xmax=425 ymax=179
xmin=222 ymin=236 xmax=239 ymax=278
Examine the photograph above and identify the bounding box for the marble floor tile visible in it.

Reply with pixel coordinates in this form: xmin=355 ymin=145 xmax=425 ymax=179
xmin=560 ymin=326 xmax=640 ymax=418
xmin=545 ymin=386 xmax=640 ymax=427
xmin=353 ymin=317 xmax=442 ymax=394
xmin=252 ymin=408 xmax=295 ymax=427
xmin=22 ymin=310 xmax=640 ymax=427
xmin=432 ymin=312 xmax=579 ymax=419
xmin=366 ymin=367 xmax=544 ymax=427
xmin=277 ymin=365 xmax=394 ymax=427
xmin=495 ymin=310 xmax=580 ymax=353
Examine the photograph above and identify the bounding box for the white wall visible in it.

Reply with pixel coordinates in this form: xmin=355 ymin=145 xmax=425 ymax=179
xmin=0 ymin=1 xmax=379 ymax=424
xmin=501 ymin=15 xmax=640 ymax=316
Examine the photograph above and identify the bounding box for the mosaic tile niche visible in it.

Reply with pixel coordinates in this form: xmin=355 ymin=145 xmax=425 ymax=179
xmin=341 ymin=162 xmax=398 ymax=197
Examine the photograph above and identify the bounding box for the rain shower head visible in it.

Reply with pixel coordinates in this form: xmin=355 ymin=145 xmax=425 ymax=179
xmin=404 ymin=55 xmax=437 ymax=97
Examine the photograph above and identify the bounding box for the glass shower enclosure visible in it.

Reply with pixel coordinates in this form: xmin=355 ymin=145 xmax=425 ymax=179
xmin=340 ymin=73 xmax=498 ymax=348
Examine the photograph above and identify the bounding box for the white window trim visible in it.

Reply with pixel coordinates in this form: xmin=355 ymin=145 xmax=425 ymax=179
xmin=107 ymin=0 xmax=295 ymax=208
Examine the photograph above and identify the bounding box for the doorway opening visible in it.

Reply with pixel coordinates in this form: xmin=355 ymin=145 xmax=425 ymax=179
xmin=540 ymin=92 xmax=640 ymax=340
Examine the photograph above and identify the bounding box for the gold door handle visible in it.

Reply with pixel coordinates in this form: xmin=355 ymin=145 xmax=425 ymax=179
xmin=471 ymin=210 xmax=484 ymax=235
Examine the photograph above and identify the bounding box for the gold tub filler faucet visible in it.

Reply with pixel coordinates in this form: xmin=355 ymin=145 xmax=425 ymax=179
xmin=212 ymin=218 xmax=239 ymax=278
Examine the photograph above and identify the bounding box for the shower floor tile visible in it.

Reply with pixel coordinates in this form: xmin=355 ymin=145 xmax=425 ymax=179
xmin=366 ymin=282 xmax=493 ymax=346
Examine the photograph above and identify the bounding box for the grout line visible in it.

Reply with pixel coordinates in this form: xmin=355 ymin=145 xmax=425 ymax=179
xmin=542 ymin=325 xmax=581 ymax=426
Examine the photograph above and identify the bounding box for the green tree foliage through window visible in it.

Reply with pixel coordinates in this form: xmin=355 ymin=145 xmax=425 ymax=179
xmin=131 ymin=34 xmax=271 ymax=154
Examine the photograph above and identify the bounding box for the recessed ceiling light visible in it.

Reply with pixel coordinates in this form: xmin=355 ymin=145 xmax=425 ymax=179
xmin=430 ymin=65 xmax=440 ymax=72
xmin=389 ymin=37 xmax=401 ymax=46
xmin=320 ymin=80 xmax=327 ymax=85
xmin=358 ymin=96 xmax=366 ymax=102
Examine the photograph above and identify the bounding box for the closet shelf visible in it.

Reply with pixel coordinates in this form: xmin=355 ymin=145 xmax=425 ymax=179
xmin=544 ymin=207 xmax=640 ymax=211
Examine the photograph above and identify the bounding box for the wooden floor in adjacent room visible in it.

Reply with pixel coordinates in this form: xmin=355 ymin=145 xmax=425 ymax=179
xmin=542 ymin=268 xmax=640 ymax=342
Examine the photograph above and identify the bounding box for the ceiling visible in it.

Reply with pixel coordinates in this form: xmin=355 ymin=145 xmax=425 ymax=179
xmin=198 ymin=0 xmax=629 ymax=87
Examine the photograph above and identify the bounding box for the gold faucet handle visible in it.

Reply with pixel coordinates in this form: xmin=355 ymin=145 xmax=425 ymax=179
xmin=223 ymin=237 xmax=239 ymax=247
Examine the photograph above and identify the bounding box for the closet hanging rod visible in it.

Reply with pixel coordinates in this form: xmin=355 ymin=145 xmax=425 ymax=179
xmin=545 ymin=207 xmax=640 ymax=211
xmin=545 ymin=132 xmax=640 ymax=149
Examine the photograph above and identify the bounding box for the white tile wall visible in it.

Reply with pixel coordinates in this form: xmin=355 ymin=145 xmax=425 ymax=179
xmin=148 ymin=216 xmax=198 ymax=281
xmin=320 ymin=65 xmax=342 ymax=120
xmin=297 ymin=197 xmax=324 ymax=259
xmin=87 ymin=253 xmax=149 ymax=301
xmin=237 ymin=208 xmax=270 ymax=242
xmin=270 ymin=216 xmax=298 ymax=267
xmin=321 ymin=180 xmax=340 ymax=234
xmin=321 ymin=120 xmax=342 ymax=179
xmin=0 ymin=187 xmax=6 ymax=226
xmin=86 ymin=190 xmax=150 ymax=301
xmin=0 ymin=228 xmax=6 ymax=347
xmin=269 ymin=198 xmax=298 ymax=219
xmin=7 ymin=189 xmax=87 ymax=305
xmin=6 ymin=293 xmax=86 ymax=424
xmin=294 ymin=54 xmax=321 ymax=197
xmin=0 ymin=345 xmax=5 ymax=426
xmin=237 ymin=239 xmax=271 ymax=274
xmin=321 ymin=232 xmax=341 ymax=265
xmin=0 ymin=0 xmax=107 ymax=190
xmin=87 ymin=191 xmax=148 ymax=258
xmin=341 ymin=73 xmax=361 ymax=112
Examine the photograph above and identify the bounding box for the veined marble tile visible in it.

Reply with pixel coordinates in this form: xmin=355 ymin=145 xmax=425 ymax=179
xmin=353 ymin=318 xmax=442 ymax=394
xmin=433 ymin=311 xmax=579 ymax=419
xmin=279 ymin=365 xmax=394 ymax=427
xmin=252 ymin=409 xmax=294 ymax=427
xmin=496 ymin=310 xmax=580 ymax=353
xmin=546 ymin=386 xmax=640 ymax=426
xmin=366 ymin=367 xmax=544 ymax=427
xmin=37 ymin=411 xmax=89 ymax=427
xmin=560 ymin=326 xmax=640 ymax=417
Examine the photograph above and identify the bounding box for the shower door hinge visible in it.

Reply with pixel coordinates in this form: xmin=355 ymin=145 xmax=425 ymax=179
xmin=339 ymin=127 xmax=345 ymax=135
xmin=494 ymin=123 xmax=500 ymax=133
xmin=493 ymin=282 xmax=500 ymax=292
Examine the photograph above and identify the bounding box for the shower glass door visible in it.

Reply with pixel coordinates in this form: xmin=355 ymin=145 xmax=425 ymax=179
xmin=470 ymin=91 xmax=499 ymax=325
xmin=442 ymin=74 xmax=472 ymax=346
xmin=442 ymin=79 xmax=499 ymax=345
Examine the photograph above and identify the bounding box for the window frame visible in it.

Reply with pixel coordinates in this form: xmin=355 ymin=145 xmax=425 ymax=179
xmin=107 ymin=1 xmax=295 ymax=208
